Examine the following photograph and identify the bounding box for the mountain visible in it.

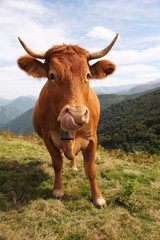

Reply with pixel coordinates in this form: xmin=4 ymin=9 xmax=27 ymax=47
xmin=2 ymin=108 xmax=34 ymax=135
xmin=93 ymin=79 xmax=160 ymax=95
xmin=0 ymin=97 xmax=11 ymax=106
xmin=26 ymin=95 xmax=38 ymax=100
xmin=92 ymin=84 xmax=137 ymax=95
xmin=0 ymin=96 xmax=37 ymax=126
xmin=98 ymin=91 xmax=146 ymax=112
xmin=98 ymin=88 xmax=160 ymax=154
xmin=122 ymin=79 xmax=160 ymax=95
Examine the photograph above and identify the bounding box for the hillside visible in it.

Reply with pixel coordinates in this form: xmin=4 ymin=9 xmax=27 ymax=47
xmin=98 ymin=94 xmax=128 ymax=112
xmin=98 ymin=91 xmax=147 ymax=112
xmin=98 ymin=88 xmax=160 ymax=154
xmin=0 ymin=131 xmax=160 ymax=240
xmin=2 ymin=108 xmax=34 ymax=134
xmin=125 ymin=79 xmax=160 ymax=95
xmin=0 ymin=96 xmax=36 ymax=126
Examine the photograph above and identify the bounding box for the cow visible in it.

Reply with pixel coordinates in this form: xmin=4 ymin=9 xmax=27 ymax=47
xmin=17 ymin=34 xmax=118 ymax=208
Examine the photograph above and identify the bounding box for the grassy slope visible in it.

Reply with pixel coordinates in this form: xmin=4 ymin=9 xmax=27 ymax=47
xmin=0 ymin=132 xmax=160 ymax=240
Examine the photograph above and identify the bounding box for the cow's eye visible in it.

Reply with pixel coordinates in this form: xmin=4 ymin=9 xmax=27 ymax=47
xmin=85 ymin=73 xmax=91 ymax=83
xmin=50 ymin=73 xmax=55 ymax=80
xmin=87 ymin=73 xmax=91 ymax=79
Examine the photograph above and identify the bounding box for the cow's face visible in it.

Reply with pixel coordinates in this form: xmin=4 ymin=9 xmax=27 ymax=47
xmin=17 ymin=37 xmax=117 ymax=131
xmin=45 ymin=48 xmax=91 ymax=131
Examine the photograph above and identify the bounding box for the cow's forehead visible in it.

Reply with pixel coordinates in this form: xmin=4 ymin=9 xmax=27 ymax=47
xmin=48 ymin=51 xmax=89 ymax=76
xmin=45 ymin=44 xmax=88 ymax=60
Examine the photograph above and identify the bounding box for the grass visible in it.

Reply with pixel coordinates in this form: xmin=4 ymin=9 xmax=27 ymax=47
xmin=0 ymin=131 xmax=160 ymax=240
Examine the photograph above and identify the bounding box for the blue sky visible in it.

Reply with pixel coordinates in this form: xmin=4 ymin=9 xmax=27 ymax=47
xmin=1 ymin=0 xmax=160 ymax=99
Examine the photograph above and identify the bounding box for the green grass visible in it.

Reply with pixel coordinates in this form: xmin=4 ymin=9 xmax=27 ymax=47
xmin=0 ymin=131 xmax=160 ymax=240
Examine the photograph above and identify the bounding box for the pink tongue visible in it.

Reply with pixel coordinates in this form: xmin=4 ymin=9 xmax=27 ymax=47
xmin=61 ymin=112 xmax=77 ymax=130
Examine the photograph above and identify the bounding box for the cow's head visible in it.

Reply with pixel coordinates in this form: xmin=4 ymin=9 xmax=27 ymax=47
xmin=17 ymin=35 xmax=118 ymax=132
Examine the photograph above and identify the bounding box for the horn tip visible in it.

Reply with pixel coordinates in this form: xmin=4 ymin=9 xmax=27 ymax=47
xmin=18 ymin=36 xmax=22 ymax=44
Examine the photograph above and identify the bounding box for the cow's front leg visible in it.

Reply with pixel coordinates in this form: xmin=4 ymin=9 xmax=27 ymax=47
xmin=52 ymin=152 xmax=63 ymax=200
xmin=82 ymin=139 xmax=106 ymax=209
xmin=43 ymin=134 xmax=63 ymax=199
xmin=70 ymin=157 xmax=78 ymax=170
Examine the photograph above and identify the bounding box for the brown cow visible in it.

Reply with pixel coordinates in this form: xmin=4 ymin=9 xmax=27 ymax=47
xmin=17 ymin=34 xmax=118 ymax=208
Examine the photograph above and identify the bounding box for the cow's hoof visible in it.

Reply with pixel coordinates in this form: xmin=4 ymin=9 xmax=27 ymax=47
xmin=52 ymin=189 xmax=64 ymax=201
xmin=93 ymin=197 xmax=106 ymax=209
xmin=70 ymin=161 xmax=78 ymax=171
xmin=71 ymin=166 xmax=78 ymax=171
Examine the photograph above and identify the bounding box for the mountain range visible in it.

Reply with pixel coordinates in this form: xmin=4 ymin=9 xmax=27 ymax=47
xmin=2 ymin=108 xmax=34 ymax=135
xmin=93 ymin=79 xmax=160 ymax=95
xmin=0 ymin=96 xmax=37 ymax=126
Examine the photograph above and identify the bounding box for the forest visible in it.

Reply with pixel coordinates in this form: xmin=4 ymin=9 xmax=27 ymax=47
xmin=97 ymin=88 xmax=160 ymax=155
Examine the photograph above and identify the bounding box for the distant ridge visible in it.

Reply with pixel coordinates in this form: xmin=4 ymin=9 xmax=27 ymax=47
xmin=124 ymin=79 xmax=160 ymax=95
xmin=92 ymin=79 xmax=160 ymax=95
xmin=2 ymin=108 xmax=34 ymax=135
xmin=0 ymin=96 xmax=37 ymax=126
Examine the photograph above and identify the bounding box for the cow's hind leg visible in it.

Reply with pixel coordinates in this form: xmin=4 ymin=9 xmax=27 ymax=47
xmin=70 ymin=157 xmax=78 ymax=170
xmin=42 ymin=133 xmax=63 ymax=200
xmin=82 ymin=139 xmax=106 ymax=209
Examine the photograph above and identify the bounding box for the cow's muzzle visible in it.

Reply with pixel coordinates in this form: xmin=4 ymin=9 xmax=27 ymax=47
xmin=58 ymin=105 xmax=89 ymax=132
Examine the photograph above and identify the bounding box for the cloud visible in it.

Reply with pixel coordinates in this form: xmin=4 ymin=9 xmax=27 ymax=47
xmin=0 ymin=0 xmax=72 ymax=63
xmin=0 ymin=65 xmax=46 ymax=99
xmin=117 ymin=64 xmax=159 ymax=75
xmin=86 ymin=26 xmax=116 ymax=41
xmin=90 ymin=63 xmax=160 ymax=88
xmin=101 ymin=45 xmax=160 ymax=65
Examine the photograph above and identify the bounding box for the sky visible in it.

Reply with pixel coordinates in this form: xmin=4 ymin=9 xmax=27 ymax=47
xmin=1 ymin=0 xmax=160 ymax=99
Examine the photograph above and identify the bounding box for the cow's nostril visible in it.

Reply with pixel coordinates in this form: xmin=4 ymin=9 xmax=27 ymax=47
xmin=84 ymin=109 xmax=88 ymax=116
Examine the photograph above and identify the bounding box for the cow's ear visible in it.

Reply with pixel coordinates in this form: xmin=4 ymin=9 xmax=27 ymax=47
xmin=90 ymin=60 xmax=116 ymax=79
xmin=17 ymin=55 xmax=47 ymax=78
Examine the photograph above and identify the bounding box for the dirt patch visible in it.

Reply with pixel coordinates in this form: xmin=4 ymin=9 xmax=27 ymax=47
xmin=151 ymin=180 xmax=160 ymax=189
xmin=123 ymin=169 xmax=142 ymax=175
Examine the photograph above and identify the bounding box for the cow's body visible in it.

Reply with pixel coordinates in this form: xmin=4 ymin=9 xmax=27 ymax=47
xmin=17 ymin=36 xmax=118 ymax=208
xmin=33 ymin=83 xmax=99 ymax=161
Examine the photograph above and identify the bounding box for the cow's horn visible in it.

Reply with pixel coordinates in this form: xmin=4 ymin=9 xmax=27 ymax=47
xmin=88 ymin=33 xmax=119 ymax=60
xmin=18 ymin=37 xmax=46 ymax=59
